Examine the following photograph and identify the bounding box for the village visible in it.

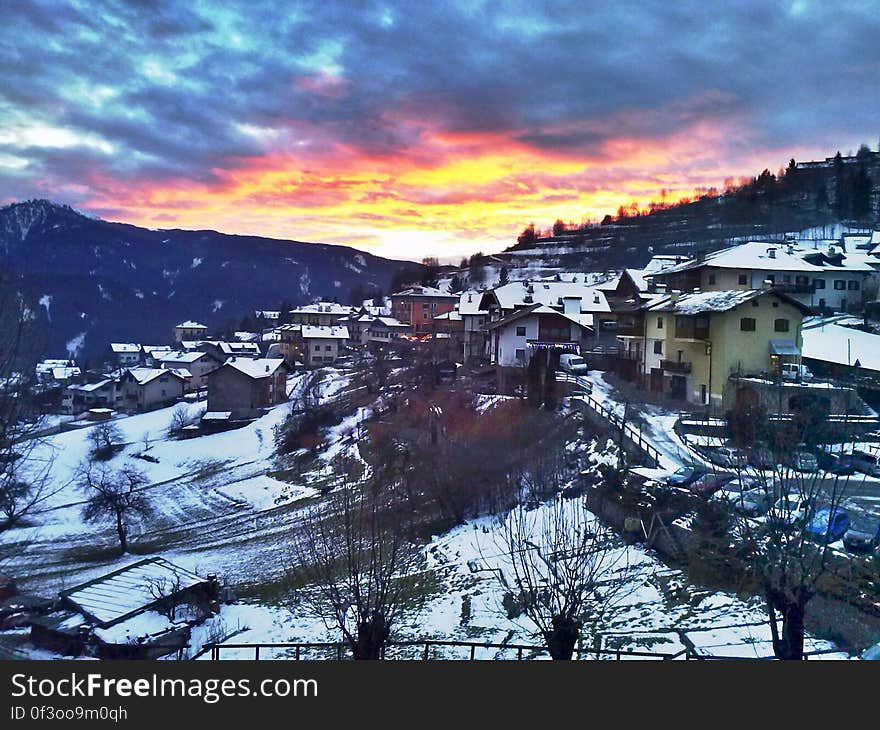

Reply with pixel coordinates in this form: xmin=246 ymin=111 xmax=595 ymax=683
xmin=3 ymin=231 xmax=880 ymax=661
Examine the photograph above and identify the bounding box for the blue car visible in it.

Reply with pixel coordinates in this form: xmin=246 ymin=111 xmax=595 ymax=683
xmin=804 ymin=507 xmax=851 ymax=543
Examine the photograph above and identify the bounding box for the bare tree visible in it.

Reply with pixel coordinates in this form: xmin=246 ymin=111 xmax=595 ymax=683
xmin=145 ymin=574 xmax=187 ymax=621
xmin=79 ymin=462 xmax=152 ymax=553
xmin=88 ymin=420 xmax=124 ymax=461
xmin=287 ymin=458 xmax=422 ymax=659
xmin=485 ymin=497 xmax=633 ymax=660
xmin=0 ymin=269 xmax=56 ymax=546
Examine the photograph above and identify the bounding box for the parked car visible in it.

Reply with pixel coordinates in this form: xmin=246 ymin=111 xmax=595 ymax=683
xmin=848 ymin=449 xmax=880 ymax=477
xmin=559 ymin=354 xmax=588 ymax=375
xmin=814 ymin=450 xmax=839 ymax=472
xmin=829 ymin=453 xmax=859 ymax=476
xmin=748 ymin=446 xmax=776 ymax=469
xmin=733 ymin=487 xmax=774 ymax=517
xmin=862 ymin=643 xmax=880 ymax=660
xmin=712 ymin=446 xmax=748 ymax=469
xmin=664 ymin=465 xmax=707 ymax=488
xmin=804 ymin=507 xmax=851 ymax=543
xmin=768 ymin=494 xmax=809 ymax=528
xmin=689 ymin=473 xmax=734 ymax=497
xmin=716 ymin=476 xmax=761 ymax=503
xmin=789 ymin=450 xmax=819 ymax=473
xmin=843 ymin=512 xmax=880 ymax=553
xmin=781 ymin=362 xmax=813 ymax=381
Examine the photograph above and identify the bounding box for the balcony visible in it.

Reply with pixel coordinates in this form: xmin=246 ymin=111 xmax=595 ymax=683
xmin=615 ymin=322 xmax=644 ymax=337
xmin=673 ymin=327 xmax=710 ymax=341
xmin=772 ymin=282 xmax=815 ymax=295
xmin=661 ymin=359 xmax=692 ymax=374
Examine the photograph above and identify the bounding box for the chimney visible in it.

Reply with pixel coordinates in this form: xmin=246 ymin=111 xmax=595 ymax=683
xmin=767 ymin=247 xmax=776 ymax=259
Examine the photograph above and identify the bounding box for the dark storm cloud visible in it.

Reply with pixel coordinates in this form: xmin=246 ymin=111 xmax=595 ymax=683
xmin=1 ymin=0 xmax=879 ymax=206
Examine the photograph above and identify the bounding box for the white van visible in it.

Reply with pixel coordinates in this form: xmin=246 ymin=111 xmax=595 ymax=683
xmin=559 ymin=354 xmax=588 ymax=374
xmin=781 ymin=362 xmax=812 ymax=381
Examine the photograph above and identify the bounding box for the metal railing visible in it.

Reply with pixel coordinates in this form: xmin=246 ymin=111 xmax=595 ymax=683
xmin=201 ymin=639 xmax=684 ymax=661
xmin=573 ymin=387 xmax=662 ymax=468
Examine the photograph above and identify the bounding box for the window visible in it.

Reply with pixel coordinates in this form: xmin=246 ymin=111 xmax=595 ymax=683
xmin=738 ymin=274 xmax=748 ymax=285
xmin=834 ymin=280 xmax=846 ymax=290
xmin=814 ymin=278 xmax=825 ymax=289
xmin=766 ymin=274 xmax=775 ymax=283
xmin=314 ymin=344 xmax=320 ymax=351
xmin=782 ymin=274 xmax=791 ymax=284
xmin=515 ymin=348 xmax=526 ymax=361
xmin=657 ymin=316 xmax=664 ymax=329
xmin=740 ymin=317 xmax=756 ymax=331
xmin=700 ymin=385 xmax=707 ymax=404
xmin=325 ymin=345 xmax=332 ymax=351
xmin=707 ymin=273 xmax=716 ymax=285
xmin=653 ymin=340 xmax=663 ymax=355
xmin=774 ymin=318 xmax=790 ymax=332
xmin=515 ymin=326 xmax=527 ymax=337
xmin=848 ymin=280 xmax=860 ymax=291
xmin=751 ymin=300 xmax=759 ymax=307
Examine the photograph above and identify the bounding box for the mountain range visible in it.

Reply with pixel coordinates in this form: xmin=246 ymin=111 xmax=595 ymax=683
xmin=0 ymin=200 xmax=412 ymax=362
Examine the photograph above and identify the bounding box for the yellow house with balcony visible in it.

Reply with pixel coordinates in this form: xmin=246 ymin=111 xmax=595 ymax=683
xmin=641 ymin=287 xmax=810 ymax=407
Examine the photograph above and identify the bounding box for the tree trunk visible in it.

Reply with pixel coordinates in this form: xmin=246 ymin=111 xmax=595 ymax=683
xmin=352 ymin=613 xmax=390 ymax=660
xmin=767 ymin=593 xmax=806 ymax=661
xmin=777 ymin=602 xmax=806 ymax=660
xmin=115 ymin=511 xmax=127 ymax=554
xmin=546 ymin=616 xmax=580 ymax=661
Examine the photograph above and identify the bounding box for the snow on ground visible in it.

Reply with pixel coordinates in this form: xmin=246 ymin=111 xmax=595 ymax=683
xmin=214 ymin=475 xmax=317 ymax=511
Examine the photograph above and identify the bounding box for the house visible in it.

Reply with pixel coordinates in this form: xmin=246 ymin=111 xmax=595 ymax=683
xmin=106 ymin=343 xmax=143 ymax=368
xmin=648 ymin=241 xmax=877 ymax=314
xmin=363 ymin=316 xmax=410 ymax=345
xmin=30 ymin=558 xmax=219 ymax=659
xmin=116 ymin=368 xmax=188 ymax=412
xmin=391 ymin=287 xmax=459 ymax=335
xmin=35 ymin=359 xmax=80 ymax=386
xmin=640 ymin=287 xmax=811 ymax=407
xmin=200 ymin=340 xmax=261 ymax=361
xmin=432 ymin=310 xmax=465 ymax=358
xmin=301 ymin=325 xmax=350 ymax=365
xmin=457 ymin=291 xmax=489 ymax=364
xmin=142 ymin=345 xmax=175 ymax=365
xmin=156 ymin=350 xmax=222 ymax=391
xmin=61 ymin=379 xmax=116 ymax=415
xmin=288 ymin=302 xmax=355 ymax=326
xmin=173 ymin=321 xmax=208 ymax=343
xmin=206 ymin=358 xmax=288 ymax=419
xmin=486 ymin=303 xmax=595 ymax=393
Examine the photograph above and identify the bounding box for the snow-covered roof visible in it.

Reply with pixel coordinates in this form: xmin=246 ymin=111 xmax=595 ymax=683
xmin=301 ymin=325 xmax=349 ymax=340
xmin=157 ymin=350 xmax=209 ymax=365
xmin=434 ymin=311 xmax=462 ymax=321
xmin=372 ymin=317 xmax=409 ymax=329
xmin=109 ymin=343 xmax=142 ymax=353
xmin=647 ymin=288 xmax=809 ymax=315
xmin=802 ymin=321 xmax=880 ymax=372
xmin=486 ymin=303 xmax=594 ymax=332
xmin=655 ymin=242 xmax=824 ymax=275
xmin=488 ymin=281 xmax=611 ymax=313
xmin=68 ymin=378 xmax=113 ymax=392
xmin=225 ymin=357 xmax=286 ymax=379
xmin=290 ymin=302 xmax=355 ymax=315
xmin=458 ymin=291 xmax=488 ymax=316
xmin=175 ymin=320 xmax=207 ymax=329
xmin=210 ymin=341 xmax=260 ymax=355
xmin=125 ymin=367 xmax=188 ymax=385
xmin=654 ymin=240 xmax=876 ymax=277
xmin=51 ymin=366 xmax=80 ymax=380
xmin=60 ymin=557 xmax=206 ymax=627
xmin=392 ymin=286 xmax=457 ymax=299
xmin=142 ymin=345 xmax=174 ymax=356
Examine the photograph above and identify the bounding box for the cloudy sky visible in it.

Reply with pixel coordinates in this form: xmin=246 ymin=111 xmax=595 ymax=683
xmin=1 ymin=1 xmax=879 ymax=260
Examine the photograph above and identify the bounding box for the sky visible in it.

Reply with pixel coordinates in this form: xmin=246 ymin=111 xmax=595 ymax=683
xmin=1 ymin=1 xmax=879 ymax=262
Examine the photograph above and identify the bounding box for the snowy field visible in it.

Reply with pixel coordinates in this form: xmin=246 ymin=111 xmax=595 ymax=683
xmin=0 ymin=365 xmax=852 ymax=659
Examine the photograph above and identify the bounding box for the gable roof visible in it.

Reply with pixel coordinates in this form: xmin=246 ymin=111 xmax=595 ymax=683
xmin=486 ymin=303 xmax=594 ymax=331
xmin=175 ymin=320 xmax=207 ymax=329
xmin=109 ymin=343 xmax=142 ymax=354
xmin=223 ymin=357 xmax=287 ymax=379
xmin=124 ymin=367 xmax=189 ymax=385
xmin=301 ymin=325 xmax=350 ymax=340
xmin=486 ymin=281 xmax=611 ymax=313
xmin=60 ymin=557 xmax=205 ymax=627
xmin=646 ymin=288 xmax=811 ymax=315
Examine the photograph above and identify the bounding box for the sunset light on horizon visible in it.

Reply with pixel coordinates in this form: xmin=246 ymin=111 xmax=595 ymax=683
xmin=2 ymin=1 xmax=879 ymax=260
